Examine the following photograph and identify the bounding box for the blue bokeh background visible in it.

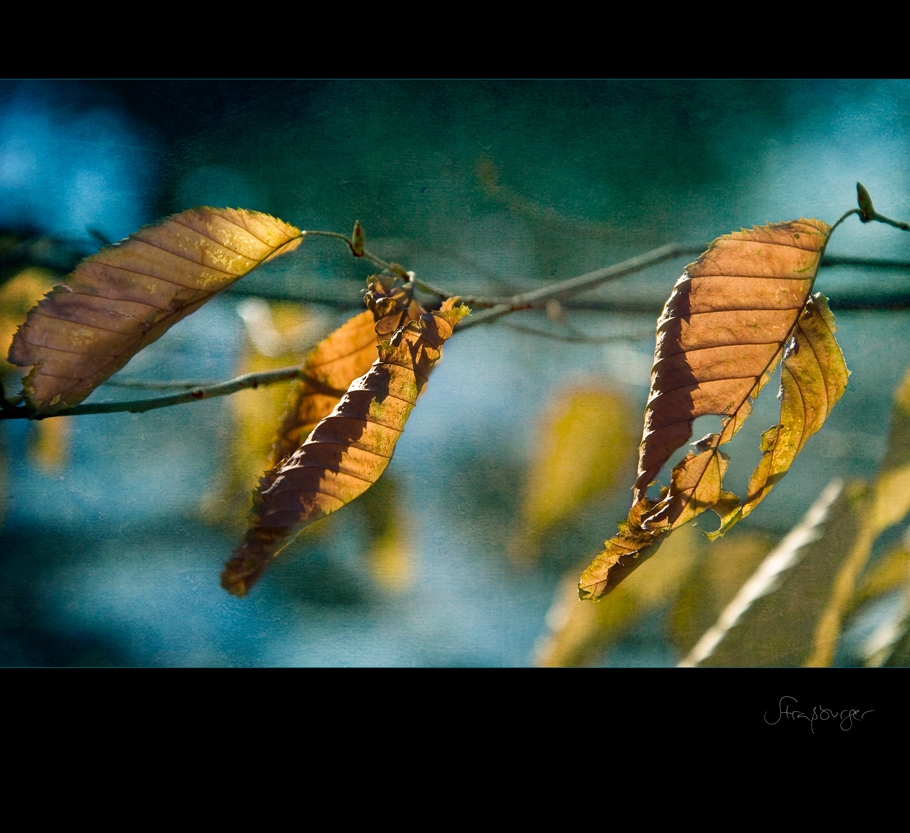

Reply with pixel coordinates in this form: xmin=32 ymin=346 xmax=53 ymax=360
xmin=2 ymin=79 xmax=909 ymax=667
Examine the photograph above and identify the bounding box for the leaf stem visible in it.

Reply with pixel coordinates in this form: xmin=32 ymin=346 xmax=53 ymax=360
xmin=302 ymin=228 xmax=409 ymax=278
xmin=820 ymin=185 xmax=910 ymax=270
xmin=826 ymin=208 xmax=862 ymax=241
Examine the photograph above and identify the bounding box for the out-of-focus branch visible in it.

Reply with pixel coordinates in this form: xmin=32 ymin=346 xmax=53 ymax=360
xmin=454 ymin=243 xmax=684 ymax=331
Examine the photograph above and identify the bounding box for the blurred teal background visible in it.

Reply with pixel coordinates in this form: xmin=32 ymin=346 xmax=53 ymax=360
xmin=1 ymin=79 xmax=909 ymax=667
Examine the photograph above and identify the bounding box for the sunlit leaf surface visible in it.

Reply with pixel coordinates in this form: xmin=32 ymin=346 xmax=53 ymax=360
xmin=7 ymin=207 xmax=303 ymax=412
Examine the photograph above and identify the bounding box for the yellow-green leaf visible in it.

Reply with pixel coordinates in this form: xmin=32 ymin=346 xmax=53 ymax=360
xmin=709 ymin=292 xmax=850 ymax=536
xmin=678 ymin=479 xmax=862 ymax=667
xmin=867 ymin=364 xmax=910 ymax=537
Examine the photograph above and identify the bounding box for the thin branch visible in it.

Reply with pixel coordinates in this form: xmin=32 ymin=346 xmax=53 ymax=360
xmin=455 ymin=242 xmax=684 ymax=331
xmin=1 ymin=366 xmax=305 ymax=420
xmin=100 ymin=377 xmax=227 ymax=390
xmin=303 ymin=227 xmax=410 ymax=279
xmin=226 ymin=249 xmax=910 ymax=303
xmin=500 ymin=320 xmax=655 ymax=344
xmin=4 ymin=214 xmax=907 ymax=420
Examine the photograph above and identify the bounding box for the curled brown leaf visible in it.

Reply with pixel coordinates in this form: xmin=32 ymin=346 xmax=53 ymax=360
xmin=222 ymin=285 xmax=469 ymax=596
xmin=268 ymin=282 xmax=422 ymax=467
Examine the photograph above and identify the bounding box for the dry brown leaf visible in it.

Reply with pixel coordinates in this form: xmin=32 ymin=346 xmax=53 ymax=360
xmin=7 ymin=207 xmax=303 ymax=412
xmin=222 ymin=284 xmax=469 ymax=596
xmin=636 ymin=219 xmax=833 ymax=499
xmin=268 ymin=283 xmax=422 ymax=467
xmin=198 ymin=301 xmax=320 ymax=526
xmin=580 ymin=219 xmax=850 ymax=601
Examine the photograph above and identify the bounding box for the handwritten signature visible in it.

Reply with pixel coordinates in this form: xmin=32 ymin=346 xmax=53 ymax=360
xmin=764 ymin=696 xmax=873 ymax=733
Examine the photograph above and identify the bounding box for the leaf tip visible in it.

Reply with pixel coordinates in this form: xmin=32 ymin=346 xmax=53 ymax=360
xmin=220 ymin=570 xmax=250 ymax=598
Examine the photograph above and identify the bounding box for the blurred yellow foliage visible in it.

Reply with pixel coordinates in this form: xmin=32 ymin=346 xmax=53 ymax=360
xmin=513 ymin=383 xmax=636 ymax=562
xmin=199 ymin=300 xmax=318 ymax=528
xmin=0 ymin=266 xmax=70 ymax=473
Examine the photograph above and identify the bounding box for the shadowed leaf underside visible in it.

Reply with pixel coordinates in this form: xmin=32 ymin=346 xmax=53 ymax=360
xmin=268 ymin=283 xmax=423 ymax=468
xmin=222 ymin=285 xmax=469 ymax=596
